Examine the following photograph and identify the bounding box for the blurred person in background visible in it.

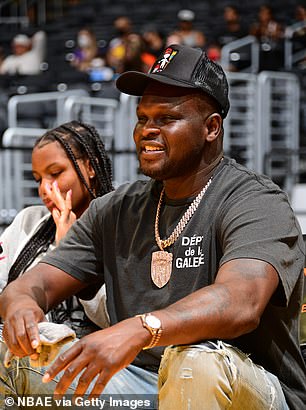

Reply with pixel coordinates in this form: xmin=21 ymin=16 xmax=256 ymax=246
xmin=165 ymin=32 xmax=184 ymax=47
xmin=293 ymin=3 xmax=306 ymax=25
xmin=141 ymin=24 xmax=165 ymax=71
xmin=106 ymin=16 xmax=134 ymax=73
xmin=249 ymin=4 xmax=284 ymax=70
xmin=206 ymin=41 xmax=222 ymax=63
xmin=168 ymin=9 xmax=206 ymax=49
xmin=288 ymin=3 xmax=306 ymax=68
xmin=249 ymin=4 xmax=284 ymax=40
xmin=70 ymin=27 xmax=114 ymax=81
xmin=70 ymin=28 xmax=101 ymax=72
xmin=106 ymin=16 xmax=149 ymax=74
xmin=216 ymin=5 xmax=248 ymax=48
xmin=213 ymin=5 xmax=248 ymax=72
xmin=122 ymin=33 xmax=146 ymax=73
xmin=0 ymin=31 xmax=46 ymax=75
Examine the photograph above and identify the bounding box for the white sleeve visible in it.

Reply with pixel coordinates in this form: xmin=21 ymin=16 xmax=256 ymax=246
xmin=79 ymin=285 xmax=110 ymax=329
xmin=0 ymin=210 xmax=28 ymax=292
xmin=0 ymin=206 xmax=49 ymax=293
xmin=0 ymin=56 xmax=16 ymax=75
xmin=31 ymin=30 xmax=47 ymax=62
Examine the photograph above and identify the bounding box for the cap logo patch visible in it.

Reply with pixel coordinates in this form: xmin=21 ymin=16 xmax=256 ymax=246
xmin=150 ymin=48 xmax=178 ymax=73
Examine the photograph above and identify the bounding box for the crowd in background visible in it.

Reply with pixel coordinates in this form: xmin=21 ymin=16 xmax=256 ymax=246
xmin=0 ymin=2 xmax=305 ymax=142
xmin=0 ymin=3 xmax=306 ymax=82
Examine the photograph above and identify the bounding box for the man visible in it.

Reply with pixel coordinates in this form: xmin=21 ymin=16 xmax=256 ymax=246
xmin=0 ymin=31 xmax=46 ymax=75
xmin=0 ymin=44 xmax=305 ymax=409
xmin=169 ymin=9 xmax=206 ymax=49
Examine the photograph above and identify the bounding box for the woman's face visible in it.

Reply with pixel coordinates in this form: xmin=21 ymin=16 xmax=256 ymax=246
xmin=32 ymin=141 xmax=94 ymax=218
xmin=77 ymin=30 xmax=94 ymax=48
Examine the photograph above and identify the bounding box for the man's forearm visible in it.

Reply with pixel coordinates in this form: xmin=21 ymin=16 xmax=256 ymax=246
xmin=0 ymin=262 xmax=89 ymax=321
xmin=152 ymin=283 xmax=253 ymax=347
xmin=146 ymin=259 xmax=279 ymax=348
xmin=0 ymin=270 xmax=47 ymax=320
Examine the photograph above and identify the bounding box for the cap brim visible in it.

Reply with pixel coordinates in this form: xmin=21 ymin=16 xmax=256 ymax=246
xmin=116 ymin=71 xmax=196 ymax=96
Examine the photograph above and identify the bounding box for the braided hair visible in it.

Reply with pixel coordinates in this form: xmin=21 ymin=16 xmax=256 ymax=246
xmin=7 ymin=121 xmax=114 ymax=283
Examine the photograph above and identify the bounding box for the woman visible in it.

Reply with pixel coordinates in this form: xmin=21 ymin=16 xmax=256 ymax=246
xmin=71 ymin=28 xmax=100 ymax=72
xmin=0 ymin=121 xmax=113 ymax=336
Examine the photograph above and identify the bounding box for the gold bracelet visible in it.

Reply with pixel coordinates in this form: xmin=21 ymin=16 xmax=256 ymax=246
xmin=143 ymin=329 xmax=162 ymax=350
xmin=136 ymin=313 xmax=162 ymax=350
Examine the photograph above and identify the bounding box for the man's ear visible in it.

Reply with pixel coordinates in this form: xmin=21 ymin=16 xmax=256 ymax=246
xmin=206 ymin=113 xmax=223 ymax=142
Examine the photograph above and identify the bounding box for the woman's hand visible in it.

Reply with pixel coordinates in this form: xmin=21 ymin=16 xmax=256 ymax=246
xmin=45 ymin=181 xmax=76 ymax=245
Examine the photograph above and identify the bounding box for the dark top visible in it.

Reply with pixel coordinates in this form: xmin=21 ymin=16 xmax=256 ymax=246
xmin=43 ymin=157 xmax=306 ymax=409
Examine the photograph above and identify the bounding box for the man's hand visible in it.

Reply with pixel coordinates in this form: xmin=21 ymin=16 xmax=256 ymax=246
xmin=0 ymin=265 xmax=86 ymax=360
xmin=42 ymin=317 xmax=150 ymax=397
xmin=2 ymin=298 xmax=45 ymax=358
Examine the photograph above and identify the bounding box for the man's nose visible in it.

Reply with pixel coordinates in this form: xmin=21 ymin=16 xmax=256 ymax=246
xmin=141 ymin=120 xmax=160 ymax=137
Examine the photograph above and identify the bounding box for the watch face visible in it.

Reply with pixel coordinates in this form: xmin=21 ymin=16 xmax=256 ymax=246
xmin=146 ymin=315 xmax=161 ymax=329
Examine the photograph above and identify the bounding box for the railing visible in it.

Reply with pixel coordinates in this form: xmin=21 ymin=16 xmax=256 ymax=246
xmin=0 ymin=127 xmax=45 ymax=225
xmin=62 ymin=95 xmax=118 ymax=150
xmin=224 ymin=70 xmax=300 ymax=193
xmin=257 ymin=71 xmax=300 ymax=193
xmin=223 ymin=72 xmax=258 ymax=170
xmin=7 ymin=89 xmax=89 ymax=128
xmin=284 ymin=20 xmax=306 ymax=69
xmin=46 ymin=93 xmax=139 ymax=185
xmin=221 ymin=35 xmax=260 ymax=73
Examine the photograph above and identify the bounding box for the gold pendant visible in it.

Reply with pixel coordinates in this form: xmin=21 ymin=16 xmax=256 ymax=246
xmin=151 ymin=251 xmax=173 ymax=288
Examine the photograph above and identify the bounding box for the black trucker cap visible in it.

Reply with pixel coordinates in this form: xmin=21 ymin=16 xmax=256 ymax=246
xmin=116 ymin=44 xmax=230 ymax=118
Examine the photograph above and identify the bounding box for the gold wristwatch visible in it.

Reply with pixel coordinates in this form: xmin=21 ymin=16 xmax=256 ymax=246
xmin=137 ymin=313 xmax=162 ymax=350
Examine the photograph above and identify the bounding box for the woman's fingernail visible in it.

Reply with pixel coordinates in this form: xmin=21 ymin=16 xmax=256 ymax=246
xmin=42 ymin=373 xmax=50 ymax=383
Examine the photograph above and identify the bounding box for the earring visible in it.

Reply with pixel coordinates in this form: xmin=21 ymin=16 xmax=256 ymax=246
xmin=89 ymin=175 xmax=94 ymax=179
